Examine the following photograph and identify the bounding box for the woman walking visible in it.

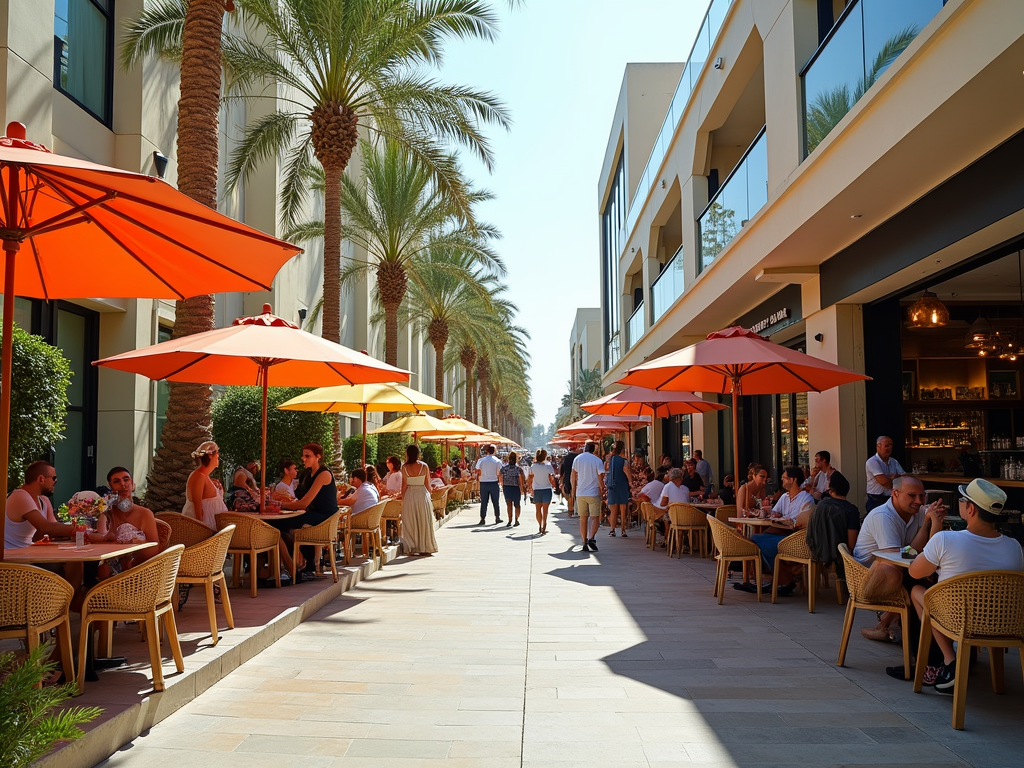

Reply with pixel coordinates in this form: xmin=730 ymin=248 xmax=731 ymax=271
xmin=399 ymin=444 xmax=438 ymax=556
xmin=605 ymin=441 xmax=632 ymax=537
xmin=528 ymin=449 xmax=557 ymax=534
xmin=500 ymin=451 xmax=527 ymax=527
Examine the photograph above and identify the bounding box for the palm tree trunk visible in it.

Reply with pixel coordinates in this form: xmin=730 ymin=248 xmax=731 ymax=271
xmin=144 ymin=0 xmax=224 ymax=510
xmin=321 ymin=162 xmax=343 ymax=344
xmin=427 ymin=319 xmax=448 ymax=403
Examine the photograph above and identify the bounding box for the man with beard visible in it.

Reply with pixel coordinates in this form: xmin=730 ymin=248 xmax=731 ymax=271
xmin=4 ymin=460 xmax=76 ymax=548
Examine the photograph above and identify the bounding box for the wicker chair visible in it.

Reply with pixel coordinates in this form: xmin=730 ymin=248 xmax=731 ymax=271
xmin=431 ymin=488 xmax=449 ymax=520
xmin=344 ymin=500 xmax=387 ymax=568
xmin=215 ymin=512 xmax=281 ymax=598
xmin=76 ymin=545 xmax=185 ymax=693
xmin=0 ymin=563 xmax=75 ymax=685
xmin=707 ymin=515 xmax=763 ymax=605
xmin=154 ymin=518 xmax=172 ymax=551
xmin=449 ymin=483 xmax=464 ymax=504
xmin=640 ymin=502 xmax=662 ymax=550
xmin=710 ymin=506 xmax=737 ymax=558
xmin=836 ymin=544 xmax=912 ymax=678
xmin=771 ymin=530 xmax=820 ymax=612
xmin=667 ymin=503 xmax=708 ymax=558
xmin=912 ymin=570 xmax=1024 ymax=729
xmin=468 ymin=478 xmax=479 ymax=502
xmin=291 ymin=512 xmax=342 ymax=584
xmin=156 ymin=512 xmax=215 ymax=549
xmin=176 ymin=525 xmax=235 ymax=645
xmin=381 ymin=498 xmax=403 ymax=544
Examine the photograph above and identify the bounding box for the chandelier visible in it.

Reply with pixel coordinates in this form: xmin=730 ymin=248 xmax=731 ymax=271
xmin=906 ymin=290 xmax=949 ymax=328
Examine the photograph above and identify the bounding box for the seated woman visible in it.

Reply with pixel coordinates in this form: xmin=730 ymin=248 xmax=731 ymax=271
xmin=280 ymin=443 xmax=339 ymax=581
xmin=231 ymin=460 xmax=261 ymax=510
xmin=184 ymin=441 xmax=228 ymax=528
xmin=383 ymin=456 xmax=403 ymax=497
xmin=94 ymin=467 xmax=160 ymax=580
xmin=365 ymin=465 xmax=389 ymax=498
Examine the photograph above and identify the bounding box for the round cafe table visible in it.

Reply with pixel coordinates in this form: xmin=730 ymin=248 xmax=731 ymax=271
xmin=872 ymin=549 xmax=915 ymax=568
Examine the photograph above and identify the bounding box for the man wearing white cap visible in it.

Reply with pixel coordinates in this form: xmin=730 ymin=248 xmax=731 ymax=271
xmin=893 ymin=479 xmax=1024 ymax=691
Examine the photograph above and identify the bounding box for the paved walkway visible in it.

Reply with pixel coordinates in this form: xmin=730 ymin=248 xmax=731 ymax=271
xmin=99 ymin=507 xmax=1023 ymax=768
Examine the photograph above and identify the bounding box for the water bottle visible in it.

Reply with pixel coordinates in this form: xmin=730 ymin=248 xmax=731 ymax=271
xmin=75 ymin=519 xmax=85 ymax=548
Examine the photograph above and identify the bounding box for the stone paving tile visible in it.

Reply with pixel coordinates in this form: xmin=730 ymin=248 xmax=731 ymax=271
xmin=101 ymin=506 xmax=1024 ymax=767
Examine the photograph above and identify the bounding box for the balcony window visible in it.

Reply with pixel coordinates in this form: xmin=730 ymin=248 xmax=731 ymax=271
xmin=802 ymin=0 xmax=944 ymax=156
xmin=627 ymin=302 xmax=644 ymax=350
xmin=602 ymin=156 xmax=626 ymax=370
xmin=698 ymin=128 xmax=767 ymax=272
xmin=54 ymin=0 xmax=113 ymax=125
xmin=651 ymin=246 xmax=685 ymax=325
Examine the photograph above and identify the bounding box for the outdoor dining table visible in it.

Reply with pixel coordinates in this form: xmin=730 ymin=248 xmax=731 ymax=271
xmin=872 ymin=550 xmax=915 ymax=568
xmin=3 ymin=540 xmax=159 ymax=682
xmin=230 ymin=509 xmax=306 ymax=520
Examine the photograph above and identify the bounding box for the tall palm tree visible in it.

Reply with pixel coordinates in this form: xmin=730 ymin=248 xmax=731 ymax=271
xmin=224 ymin=0 xmax=511 ymax=346
xmin=121 ymin=0 xmax=230 ymax=508
xmin=404 ymin=247 xmax=509 ymax=403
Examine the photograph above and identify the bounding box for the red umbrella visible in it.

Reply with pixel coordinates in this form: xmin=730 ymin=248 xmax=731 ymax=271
xmin=0 ymin=123 xmax=301 ymax=555
xmin=96 ymin=305 xmax=409 ymax=512
xmin=618 ymin=326 xmax=869 ymax=483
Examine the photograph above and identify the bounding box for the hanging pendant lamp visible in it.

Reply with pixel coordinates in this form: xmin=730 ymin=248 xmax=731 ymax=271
xmin=906 ymin=290 xmax=949 ymax=328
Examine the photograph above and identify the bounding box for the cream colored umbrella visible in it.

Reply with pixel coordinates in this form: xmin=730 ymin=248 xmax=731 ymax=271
xmin=278 ymin=383 xmax=449 ymax=467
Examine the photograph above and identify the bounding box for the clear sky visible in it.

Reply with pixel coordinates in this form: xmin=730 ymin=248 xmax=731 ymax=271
xmin=438 ymin=0 xmax=708 ymax=429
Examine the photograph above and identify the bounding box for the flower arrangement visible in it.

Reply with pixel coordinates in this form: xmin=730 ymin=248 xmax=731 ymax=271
xmin=68 ymin=490 xmax=107 ymax=518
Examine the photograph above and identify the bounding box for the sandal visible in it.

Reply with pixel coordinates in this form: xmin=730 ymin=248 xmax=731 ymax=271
xmin=608 ymin=530 xmax=616 ymax=537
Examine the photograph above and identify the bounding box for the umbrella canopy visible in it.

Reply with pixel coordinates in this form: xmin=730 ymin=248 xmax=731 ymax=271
xmin=277 ymin=384 xmax=450 ymax=467
xmin=370 ymin=412 xmax=464 ymax=438
xmin=618 ymin=325 xmax=869 ymax=484
xmin=440 ymin=415 xmax=489 ymax=435
xmin=558 ymin=414 xmax=648 ymax=435
xmin=582 ymin=386 xmax=727 ymax=418
xmin=96 ymin=305 xmax=409 ymax=512
xmin=0 ymin=123 xmax=302 ymax=555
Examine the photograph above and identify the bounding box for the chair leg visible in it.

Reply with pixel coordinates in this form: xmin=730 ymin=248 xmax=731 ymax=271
xmin=291 ymin=540 xmax=300 ymax=585
xmin=26 ymin=628 xmax=41 ymax=689
xmin=163 ymin=609 xmax=185 ymax=674
xmin=900 ymin=607 xmax=912 ymax=679
xmin=58 ymin=618 xmax=76 ymax=685
xmin=952 ymin=641 xmax=972 ymax=730
xmin=374 ymin=532 xmax=383 ymax=569
xmin=76 ymin=619 xmax=91 ymax=694
xmin=329 ymin=540 xmax=339 ymax=582
xmin=913 ymin=613 xmax=932 ymax=692
xmin=716 ymin=558 xmax=726 ymax=605
xmin=100 ymin=621 xmax=113 ymax=657
xmin=273 ymin=550 xmax=281 ymax=589
xmin=342 ymin=533 xmax=351 ymax=566
xmin=231 ymin=552 xmax=241 ymax=588
xmin=990 ymin=647 xmax=1005 ymax=694
xmin=808 ymin=562 xmax=817 ymax=614
xmin=218 ymin=573 xmax=235 ymax=630
xmin=771 ymin=556 xmax=781 ymax=604
xmin=838 ymin=602 xmax=855 ymax=667
xmin=144 ymin=613 xmax=165 ymax=692
xmin=248 ymin=552 xmax=258 ymax=598
xmin=204 ymin=580 xmax=219 ymax=646
xmin=754 ymin=558 xmax=762 ymax=603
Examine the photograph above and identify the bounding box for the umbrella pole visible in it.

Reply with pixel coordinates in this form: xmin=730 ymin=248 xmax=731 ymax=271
xmin=0 ymin=240 xmax=17 ymax=560
xmin=260 ymin=364 xmax=268 ymax=515
xmin=732 ymin=382 xmax=740 ymax=493
xmin=361 ymin=404 xmax=367 ymax=469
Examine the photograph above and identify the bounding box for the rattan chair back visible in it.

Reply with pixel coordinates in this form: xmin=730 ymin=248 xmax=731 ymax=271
xmin=155 ymin=518 xmax=172 ymax=551
xmin=382 ymin=498 xmax=403 ymax=519
xmin=0 ymin=563 xmax=73 ymax=630
xmin=157 ymin=512 xmax=215 ymax=549
xmin=924 ymin=570 xmax=1024 ymax=640
xmin=293 ymin=512 xmax=342 ymax=583
xmin=216 ymin=512 xmax=280 ymax=550
xmin=707 ymin=514 xmax=759 ymax=558
xmin=777 ymin=530 xmax=812 ymax=559
xmin=668 ymin=503 xmax=706 ymax=527
xmin=350 ymin=500 xmax=387 ymax=532
xmin=837 ymin=544 xmax=908 ymax=609
xmin=715 ymin=505 xmax=736 ymax=523
xmin=83 ymin=544 xmax=184 ymax=615
xmin=178 ymin=525 xmax=234 ymax=579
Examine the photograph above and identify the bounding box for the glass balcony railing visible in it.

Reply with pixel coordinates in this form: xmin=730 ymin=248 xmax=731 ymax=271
xmin=698 ymin=128 xmax=767 ymax=272
xmin=623 ymin=0 xmax=734 ymax=239
xmin=627 ymin=302 xmax=644 ymax=349
xmin=802 ymin=0 xmax=944 ymax=156
xmin=651 ymin=246 xmax=685 ymax=325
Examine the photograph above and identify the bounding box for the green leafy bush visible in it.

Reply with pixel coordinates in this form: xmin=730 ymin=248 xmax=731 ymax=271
xmin=375 ymin=432 xmax=408 ymax=468
xmin=0 ymin=644 xmax=101 ymax=767
xmin=212 ymin=387 xmax=333 ymax=482
xmin=421 ymin=443 xmax=441 ymax=471
xmin=0 ymin=324 xmax=71 ymax=489
xmin=342 ymin=433 xmax=377 ymax=472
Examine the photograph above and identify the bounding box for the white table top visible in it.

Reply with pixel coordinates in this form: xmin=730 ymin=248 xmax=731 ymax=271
xmin=4 ymin=541 xmax=156 ymax=563
xmin=873 ymin=549 xmax=915 ymax=568
xmin=223 ymin=509 xmax=306 ymax=520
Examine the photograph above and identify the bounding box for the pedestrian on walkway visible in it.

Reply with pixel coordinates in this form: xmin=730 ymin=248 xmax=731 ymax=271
xmin=399 ymin=444 xmax=438 ymax=557
xmin=572 ymin=441 xmax=606 ymax=552
xmin=528 ymin=449 xmax=557 ymax=534
xmin=605 ymin=440 xmax=632 ymax=538
xmin=559 ymin=448 xmax=578 ymax=516
xmin=500 ymin=451 xmax=526 ymax=527
xmin=476 ymin=444 xmax=503 ymax=525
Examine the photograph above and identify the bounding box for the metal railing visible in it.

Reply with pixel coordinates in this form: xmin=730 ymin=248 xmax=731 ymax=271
xmin=627 ymin=302 xmax=644 ymax=349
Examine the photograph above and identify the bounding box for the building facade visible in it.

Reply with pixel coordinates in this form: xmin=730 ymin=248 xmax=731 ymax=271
xmin=598 ymin=0 xmax=1024 ymax=504
xmin=1 ymin=0 xmax=449 ymax=503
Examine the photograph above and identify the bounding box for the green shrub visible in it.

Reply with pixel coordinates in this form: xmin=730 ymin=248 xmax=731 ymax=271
xmin=376 ymin=432 xmax=408 ymax=468
xmin=0 ymin=324 xmax=71 ymax=489
xmin=0 ymin=644 xmax=101 ymax=767
xmin=342 ymin=433 xmax=377 ymax=472
xmin=448 ymin=448 xmax=462 ymax=463
xmin=212 ymin=387 xmax=333 ymax=483
xmin=421 ymin=443 xmax=441 ymax=471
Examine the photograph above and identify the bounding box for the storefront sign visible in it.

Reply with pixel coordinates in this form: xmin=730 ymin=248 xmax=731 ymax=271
xmin=750 ymin=308 xmax=790 ymax=334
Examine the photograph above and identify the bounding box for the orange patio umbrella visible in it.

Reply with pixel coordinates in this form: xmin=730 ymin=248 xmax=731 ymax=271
xmin=96 ymin=305 xmax=409 ymax=512
xmin=0 ymin=123 xmax=301 ymax=553
xmin=618 ymin=326 xmax=869 ymax=486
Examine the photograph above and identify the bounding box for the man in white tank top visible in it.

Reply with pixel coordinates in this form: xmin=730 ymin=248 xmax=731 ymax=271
xmin=5 ymin=460 xmax=74 ymax=549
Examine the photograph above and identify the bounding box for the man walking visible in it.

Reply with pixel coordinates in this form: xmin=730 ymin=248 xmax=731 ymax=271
xmin=559 ymin=448 xmax=579 ymax=516
xmin=865 ymin=435 xmax=904 ymax=512
xmin=571 ymin=441 xmax=605 ymax=552
xmin=475 ymin=444 xmax=503 ymax=525
xmin=693 ymin=449 xmax=713 ymax=491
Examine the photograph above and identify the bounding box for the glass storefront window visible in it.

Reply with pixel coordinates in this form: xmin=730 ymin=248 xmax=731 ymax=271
xmin=53 ymin=0 xmax=113 ymax=124
xmin=155 ymin=326 xmax=172 ymax=447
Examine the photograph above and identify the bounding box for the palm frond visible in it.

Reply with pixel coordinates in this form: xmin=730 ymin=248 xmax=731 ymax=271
xmin=119 ymin=0 xmax=188 ymax=70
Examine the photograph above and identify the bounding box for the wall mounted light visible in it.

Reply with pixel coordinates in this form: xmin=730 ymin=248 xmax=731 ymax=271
xmin=713 ymin=57 xmax=724 ymax=69
xmin=814 ymin=333 xmax=824 ymax=342
xmin=297 ymin=307 xmax=307 ymax=321
xmin=152 ymin=151 xmax=169 ymax=178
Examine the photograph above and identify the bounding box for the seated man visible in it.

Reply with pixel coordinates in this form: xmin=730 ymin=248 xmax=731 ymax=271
xmin=739 ymin=467 xmax=814 ymax=595
xmin=895 ymin=479 xmax=1024 ymax=687
xmin=338 ymin=468 xmax=380 ymax=517
xmin=854 ymin=474 xmax=945 ymax=642
xmin=806 ymin=470 xmax=861 ymax=567
xmin=681 ymin=459 xmax=705 ymax=495
xmin=659 ymin=468 xmax=691 ymax=508
xmin=93 ymin=467 xmax=160 ymax=579
xmin=5 ymin=461 xmax=75 ymax=549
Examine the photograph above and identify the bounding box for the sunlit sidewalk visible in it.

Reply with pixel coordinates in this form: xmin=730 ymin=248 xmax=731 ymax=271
xmin=98 ymin=505 xmax=1022 ymax=768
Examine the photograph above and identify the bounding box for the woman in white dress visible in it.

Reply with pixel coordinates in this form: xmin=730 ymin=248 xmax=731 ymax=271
xmin=384 ymin=455 xmax=404 ymax=496
xmin=183 ymin=441 xmax=228 ymax=529
xmin=399 ymin=444 xmax=438 ymax=556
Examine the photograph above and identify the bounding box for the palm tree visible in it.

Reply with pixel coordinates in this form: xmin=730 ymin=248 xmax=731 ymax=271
xmin=121 ymin=0 xmax=230 ymax=508
xmin=224 ymin=0 xmax=511 ymax=346
xmin=404 ymin=248 xmax=509 ymax=403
